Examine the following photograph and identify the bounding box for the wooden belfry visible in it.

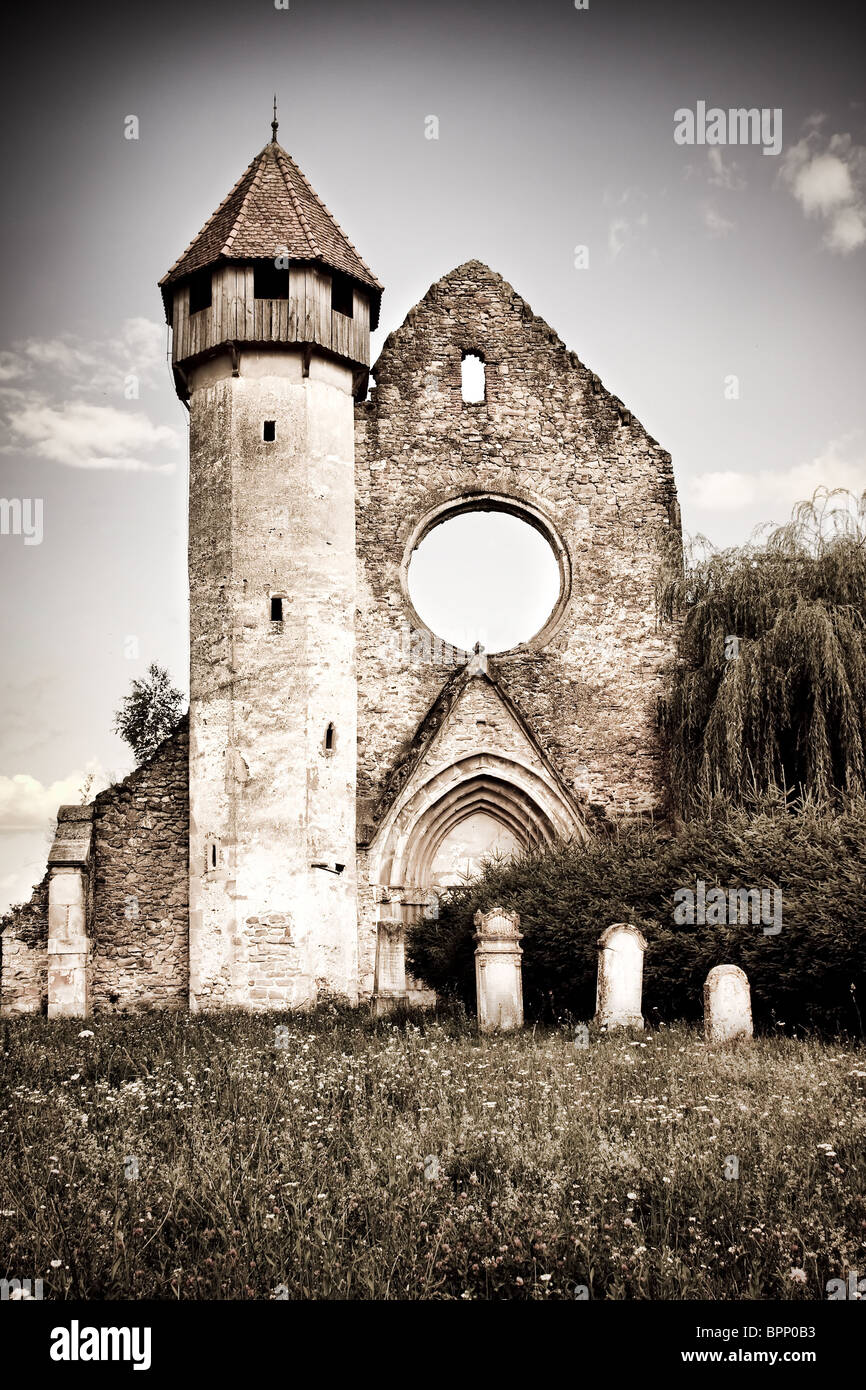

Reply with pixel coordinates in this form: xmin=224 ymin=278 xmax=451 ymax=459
xmin=158 ymin=110 xmax=382 ymax=404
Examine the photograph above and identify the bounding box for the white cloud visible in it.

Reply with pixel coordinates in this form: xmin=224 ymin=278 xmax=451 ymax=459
xmin=6 ymin=399 xmax=180 ymax=471
xmin=790 ymin=152 xmax=853 ymax=213
xmin=23 ymin=338 xmax=97 ymax=376
xmin=604 ymin=189 xmax=649 ymax=260
xmin=0 ymin=762 xmax=109 ymax=833
xmin=687 ymin=436 xmax=866 ymax=517
xmin=825 ymin=203 xmax=866 ymax=253
xmin=608 ymin=216 xmax=630 ymax=258
xmin=707 ymin=148 xmax=745 ymax=192
xmin=0 ymin=865 xmax=46 ymax=915
xmin=2 ymin=318 xmax=166 ymax=394
xmin=701 ymin=203 xmax=735 ymax=237
xmin=0 ymin=351 xmax=33 ymax=383
xmin=780 ymin=124 xmax=866 ymax=254
xmin=0 ymin=318 xmax=179 ymax=471
xmin=606 ymin=212 xmax=648 ymax=260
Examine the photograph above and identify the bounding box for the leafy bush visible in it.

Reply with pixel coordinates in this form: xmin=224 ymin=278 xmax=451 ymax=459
xmin=407 ymin=798 xmax=866 ymax=1034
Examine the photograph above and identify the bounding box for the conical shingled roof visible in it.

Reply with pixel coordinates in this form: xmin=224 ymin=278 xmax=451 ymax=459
xmin=159 ymin=140 xmax=382 ymax=324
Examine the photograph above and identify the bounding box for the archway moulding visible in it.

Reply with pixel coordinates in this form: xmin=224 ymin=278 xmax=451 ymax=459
xmin=367 ymin=749 xmax=588 ymax=893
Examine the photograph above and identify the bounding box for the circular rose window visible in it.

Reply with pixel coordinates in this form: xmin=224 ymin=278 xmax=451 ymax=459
xmin=406 ymin=506 xmax=565 ymax=655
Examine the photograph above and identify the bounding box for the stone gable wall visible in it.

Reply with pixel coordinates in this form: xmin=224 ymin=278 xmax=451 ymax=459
xmin=354 ymin=260 xmax=680 ymax=831
xmin=90 ymin=720 xmax=189 ymax=1011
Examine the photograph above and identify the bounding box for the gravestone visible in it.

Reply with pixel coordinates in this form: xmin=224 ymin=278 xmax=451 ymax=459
xmin=373 ymin=912 xmax=407 ymax=1016
xmin=594 ymin=923 xmax=647 ymax=1030
xmin=704 ymin=964 xmax=753 ymax=1044
xmin=473 ymin=907 xmax=523 ymax=1032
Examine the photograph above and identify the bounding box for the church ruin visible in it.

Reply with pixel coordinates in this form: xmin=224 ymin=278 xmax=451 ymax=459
xmin=0 ymin=130 xmax=681 ymax=1017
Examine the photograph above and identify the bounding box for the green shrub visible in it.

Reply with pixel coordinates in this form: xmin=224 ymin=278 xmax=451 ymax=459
xmin=407 ymin=799 xmax=866 ymax=1034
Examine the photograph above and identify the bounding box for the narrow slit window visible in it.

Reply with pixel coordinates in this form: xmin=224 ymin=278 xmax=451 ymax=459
xmin=270 ymin=596 xmax=283 ymax=622
xmin=331 ymin=272 xmax=354 ymax=318
xmin=253 ymin=261 xmax=289 ymax=300
xmin=461 ymin=352 xmax=486 ymax=403
xmin=324 ymin=722 xmax=335 ymax=753
xmin=188 ymin=268 xmax=212 ymax=315
xmin=263 ymin=420 xmax=276 ymax=442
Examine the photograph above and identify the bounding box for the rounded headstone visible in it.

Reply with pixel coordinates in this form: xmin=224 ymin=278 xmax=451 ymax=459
xmin=704 ymin=964 xmax=753 ymax=1044
xmin=594 ymin=922 xmax=647 ymax=1030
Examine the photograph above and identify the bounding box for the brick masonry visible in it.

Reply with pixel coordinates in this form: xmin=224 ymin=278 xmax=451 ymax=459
xmin=89 ymin=718 xmax=189 ymax=1012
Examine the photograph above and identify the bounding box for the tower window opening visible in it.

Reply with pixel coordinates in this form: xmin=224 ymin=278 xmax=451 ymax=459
xmin=461 ymin=353 xmax=486 ymax=404
xmin=270 ymin=596 xmax=284 ymax=622
xmin=206 ymin=838 xmax=220 ymax=871
xmin=331 ymin=272 xmax=354 ymax=318
xmin=188 ymin=268 xmax=212 ymax=315
xmin=254 ymin=261 xmax=289 ymax=300
xmin=263 ymin=420 xmax=276 ymax=442
xmin=324 ymin=722 xmax=336 ymax=754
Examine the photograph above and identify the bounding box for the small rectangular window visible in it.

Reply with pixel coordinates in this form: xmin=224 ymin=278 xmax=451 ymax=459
xmin=263 ymin=420 xmax=276 ymax=442
xmin=461 ymin=353 xmax=486 ymax=403
xmin=270 ymin=596 xmax=283 ymax=622
xmin=188 ymin=268 xmax=212 ymax=315
xmin=254 ymin=261 xmax=289 ymax=300
xmin=331 ymin=272 xmax=354 ymax=319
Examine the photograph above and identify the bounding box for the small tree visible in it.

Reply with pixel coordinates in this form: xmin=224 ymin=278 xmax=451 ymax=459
xmin=114 ymin=664 xmax=185 ymax=765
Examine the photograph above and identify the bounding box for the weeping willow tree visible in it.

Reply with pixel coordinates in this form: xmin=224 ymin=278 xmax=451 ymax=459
xmin=659 ymin=488 xmax=866 ymax=814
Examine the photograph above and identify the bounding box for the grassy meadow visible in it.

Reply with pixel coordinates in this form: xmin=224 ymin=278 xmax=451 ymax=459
xmin=1 ymin=1008 xmax=865 ymax=1300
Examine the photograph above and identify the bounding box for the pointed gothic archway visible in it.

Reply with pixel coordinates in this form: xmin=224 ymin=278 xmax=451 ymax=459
xmin=367 ymin=750 xmax=587 ymax=1005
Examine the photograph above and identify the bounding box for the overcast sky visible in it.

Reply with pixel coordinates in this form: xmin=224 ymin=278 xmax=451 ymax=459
xmin=0 ymin=0 xmax=864 ymax=910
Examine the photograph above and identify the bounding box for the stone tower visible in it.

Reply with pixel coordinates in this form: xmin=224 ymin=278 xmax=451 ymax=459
xmin=158 ymin=127 xmax=382 ymax=1010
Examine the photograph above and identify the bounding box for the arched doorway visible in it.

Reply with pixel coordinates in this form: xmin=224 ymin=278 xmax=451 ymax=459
xmin=368 ymin=753 xmax=586 ymax=1006
xmin=428 ymin=811 xmax=522 ymax=888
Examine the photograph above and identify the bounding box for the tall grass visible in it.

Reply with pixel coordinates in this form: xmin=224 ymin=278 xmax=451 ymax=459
xmin=2 ymin=1010 xmax=864 ymax=1300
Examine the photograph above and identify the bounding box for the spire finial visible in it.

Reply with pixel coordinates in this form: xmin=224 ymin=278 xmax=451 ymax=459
xmin=271 ymin=95 xmax=279 ymax=143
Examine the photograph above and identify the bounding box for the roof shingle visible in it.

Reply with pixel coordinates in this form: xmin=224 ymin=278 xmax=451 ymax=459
xmin=159 ymin=140 xmax=382 ymax=307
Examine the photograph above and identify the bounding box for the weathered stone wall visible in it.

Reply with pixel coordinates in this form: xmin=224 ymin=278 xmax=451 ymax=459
xmin=89 ymin=720 xmax=189 ymax=1011
xmin=354 ymin=261 xmax=680 ymax=835
xmin=0 ymin=874 xmax=49 ymax=1014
